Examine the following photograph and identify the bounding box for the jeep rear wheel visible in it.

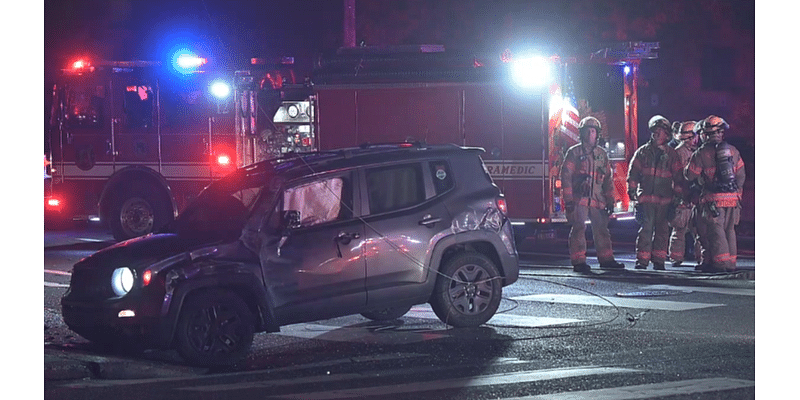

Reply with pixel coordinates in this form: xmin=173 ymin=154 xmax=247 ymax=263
xmin=430 ymin=253 xmax=502 ymax=328
xmin=175 ymin=290 xmax=255 ymax=367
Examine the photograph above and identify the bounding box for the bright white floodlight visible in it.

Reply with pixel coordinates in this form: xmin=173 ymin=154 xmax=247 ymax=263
xmin=210 ymin=80 xmax=231 ymax=99
xmin=511 ymin=56 xmax=552 ymax=88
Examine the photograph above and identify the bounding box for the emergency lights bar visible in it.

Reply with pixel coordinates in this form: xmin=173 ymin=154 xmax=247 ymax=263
xmin=171 ymin=49 xmax=207 ymax=74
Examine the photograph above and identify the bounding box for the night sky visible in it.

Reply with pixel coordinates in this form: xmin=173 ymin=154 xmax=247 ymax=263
xmin=43 ymin=0 xmax=756 ymax=82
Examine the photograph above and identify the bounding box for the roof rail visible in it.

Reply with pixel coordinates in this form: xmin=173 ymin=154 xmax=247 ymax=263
xmin=357 ymin=141 xmax=426 ymax=149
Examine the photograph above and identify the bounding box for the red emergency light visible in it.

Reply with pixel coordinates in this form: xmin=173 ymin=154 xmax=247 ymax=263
xmin=217 ymin=154 xmax=231 ymax=166
xmin=69 ymin=59 xmax=95 ymax=73
xmin=46 ymin=197 xmax=64 ymax=213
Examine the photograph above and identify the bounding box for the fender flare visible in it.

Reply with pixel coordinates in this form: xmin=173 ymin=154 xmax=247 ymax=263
xmin=98 ymin=165 xmax=178 ymax=224
xmin=426 ymin=230 xmax=519 ymax=288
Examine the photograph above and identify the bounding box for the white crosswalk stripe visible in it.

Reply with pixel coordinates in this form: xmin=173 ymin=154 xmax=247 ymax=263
xmin=405 ymin=304 xmax=584 ymax=327
xmin=176 ymin=365 xmax=641 ymax=399
xmin=514 ymin=377 xmax=755 ymax=400
xmin=642 ymin=284 xmax=754 ymax=297
xmin=511 ymin=293 xmax=725 ymax=311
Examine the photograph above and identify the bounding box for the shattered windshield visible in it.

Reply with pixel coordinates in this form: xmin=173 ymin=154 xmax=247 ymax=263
xmin=165 ymin=165 xmax=274 ymax=243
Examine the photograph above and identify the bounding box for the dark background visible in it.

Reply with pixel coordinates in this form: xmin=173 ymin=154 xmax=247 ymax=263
xmin=42 ymin=0 xmax=755 ymax=142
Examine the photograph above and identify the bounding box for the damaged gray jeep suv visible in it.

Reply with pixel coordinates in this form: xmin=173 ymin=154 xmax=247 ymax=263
xmin=62 ymin=143 xmax=519 ymax=366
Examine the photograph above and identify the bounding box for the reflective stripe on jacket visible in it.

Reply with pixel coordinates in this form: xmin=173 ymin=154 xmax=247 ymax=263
xmin=627 ymin=140 xmax=683 ymax=205
xmin=684 ymin=142 xmax=746 ymax=208
xmin=560 ymin=143 xmax=614 ymax=208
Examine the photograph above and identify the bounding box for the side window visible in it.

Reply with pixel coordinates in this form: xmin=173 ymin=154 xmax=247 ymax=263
xmin=283 ymin=176 xmax=352 ymax=227
xmin=65 ymin=85 xmax=104 ymax=127
xmin=429 ymin=160 xmax=454 ymax=195
xmin=124 ymin=84 xmax=154 ymax=128
xmin=366 ymin=163 xmax=425 ymax=214
xmin=160 ymin=84 xmax=209 ymax=128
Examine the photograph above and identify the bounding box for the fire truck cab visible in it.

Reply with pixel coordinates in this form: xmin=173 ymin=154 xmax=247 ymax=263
xmin=234 ymin=43 xmax=658 ymax=239
xmin=46 ymin=55 xmax=237 ymax=241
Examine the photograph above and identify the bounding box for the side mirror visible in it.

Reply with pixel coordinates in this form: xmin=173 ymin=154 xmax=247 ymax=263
xmin=282 ymin=210 xmax=301 ymax=230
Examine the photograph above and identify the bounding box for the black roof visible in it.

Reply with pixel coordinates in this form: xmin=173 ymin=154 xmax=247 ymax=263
xmin=246 ymin=142 xmax=484 ymax=182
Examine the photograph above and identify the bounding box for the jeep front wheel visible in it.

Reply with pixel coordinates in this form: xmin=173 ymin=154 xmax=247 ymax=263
xmin=430 ymin=253 xmax=502 ymax=328
xmin=175 ymin=289 xmax=255 ymax=367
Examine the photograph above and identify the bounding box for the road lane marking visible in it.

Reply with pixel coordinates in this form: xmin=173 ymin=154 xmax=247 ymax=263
xmin=273 ymin=303 xmax=583 ymax=345
xmin=277 ymin=323 xmax=449 ymax=344
xmin=511 ymin=294 xmax=724 ymax=311
xmin=44 ymin=269 xmax=71 ymax=276
xmin=407 ymin=304 xmax=584 ymax=327
xmin=642 ymin=284 xmax=754 ymax=297
xmin=515 ymin=377 xmax=755 ymax=399
xmin=178 ymin=366 xmax=638 ymax=398
xmin=45 ymin=270 xmax=71 ymax=288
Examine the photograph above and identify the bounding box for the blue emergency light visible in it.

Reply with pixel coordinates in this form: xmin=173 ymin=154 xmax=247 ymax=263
xmin=171 ymin=49 xmax=206 ymax=74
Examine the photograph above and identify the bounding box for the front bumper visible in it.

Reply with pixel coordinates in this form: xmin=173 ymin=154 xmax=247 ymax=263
xmin=61 ymin=291 xmax=168 ymax=347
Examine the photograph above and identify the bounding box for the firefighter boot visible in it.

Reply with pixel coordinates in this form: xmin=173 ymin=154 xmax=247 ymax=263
xmin=573 ymin=263 xmax=591 ymax=273
xmin=600 ymin=261 xmax=625 ymax=270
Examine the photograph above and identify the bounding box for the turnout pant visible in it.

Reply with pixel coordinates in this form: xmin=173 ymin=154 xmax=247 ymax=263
xmin=567 ymin=204 xmax=616 ymax=266
xmin=668 ymin=206 xmax=697 ymax=263
xmin=636 ymin=202 xmax=671 ymax=266
xmin=700 ymin=204 xmax=739 ymax=271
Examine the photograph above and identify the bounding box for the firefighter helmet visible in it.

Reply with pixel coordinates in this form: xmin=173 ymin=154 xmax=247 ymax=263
xmin=578 ymin=116 xmax=602 ymax=133
xmin=648 ymin=115 xmax=671 ymax=133
xmin=578 ymin=116 xmax=602 ymax=142
xmin=693 ymin=120 xmax=704 ymax=135
xmin=677 ymin=121 xmax=697 ymax=141
xmin=671 ymin=121 xmax=681 ymax=135
xmin=702 ymin=115 xmax=729 ymax=134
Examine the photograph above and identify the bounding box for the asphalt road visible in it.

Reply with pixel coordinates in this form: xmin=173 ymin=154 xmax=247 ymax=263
xmin=44 ymin=224 xmax=757 ymax=399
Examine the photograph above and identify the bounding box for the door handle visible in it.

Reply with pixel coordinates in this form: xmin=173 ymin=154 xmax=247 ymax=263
xmin=334 ymin=231 xmax=361 ymax=258
xmin=419 ymin=214 xmax=442 ymax=228
xmin=335 ymin=231 xmax=361 ymax=245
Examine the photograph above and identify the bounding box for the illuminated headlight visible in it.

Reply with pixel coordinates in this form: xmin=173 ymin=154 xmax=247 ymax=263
xmin=111 ymin=267 xmax=135 ymax=297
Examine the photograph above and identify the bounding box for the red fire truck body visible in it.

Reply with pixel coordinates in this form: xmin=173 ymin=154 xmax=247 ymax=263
xmin=235 ymin=44 xmax=657 ymax=237
xmin=46 ymin=58 xmax=237 ymax=240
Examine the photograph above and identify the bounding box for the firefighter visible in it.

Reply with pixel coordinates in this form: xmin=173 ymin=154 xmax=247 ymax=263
xmin=684 ymin=115 xmax=746 ymax=272
xmin=668 ymin=121 xmax=701 ymax=267
xmin=560 ymin=116 xmax=625 ymax=272
xmin=668 ymin=121 xmax=682 ymax=148
xmin=627 ymin=115 xmax=684 ymax=270
xmin=690 ymin=121 xmax=711 ymax=270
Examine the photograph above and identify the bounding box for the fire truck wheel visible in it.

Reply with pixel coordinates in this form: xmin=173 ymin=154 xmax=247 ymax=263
xmin=109 ymin=183 xmax=172 ymax=241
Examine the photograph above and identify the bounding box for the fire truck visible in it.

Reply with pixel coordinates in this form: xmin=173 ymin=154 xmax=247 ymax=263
xmin=233 ymin=43 xmax=659 ymax=239
xmin=45 ymin=52 xmax=240 ymax=241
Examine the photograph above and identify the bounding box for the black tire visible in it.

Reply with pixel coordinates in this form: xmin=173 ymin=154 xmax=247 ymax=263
xmin=175 ymin=289 xmax=255 ymax=367
xmin=109 ymin=182 xmax=172 ymax=241
xmin=430 ymin=252 xmax=502 ymax=328
xmin=361 ymin=305 xmax=412 ymax=321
